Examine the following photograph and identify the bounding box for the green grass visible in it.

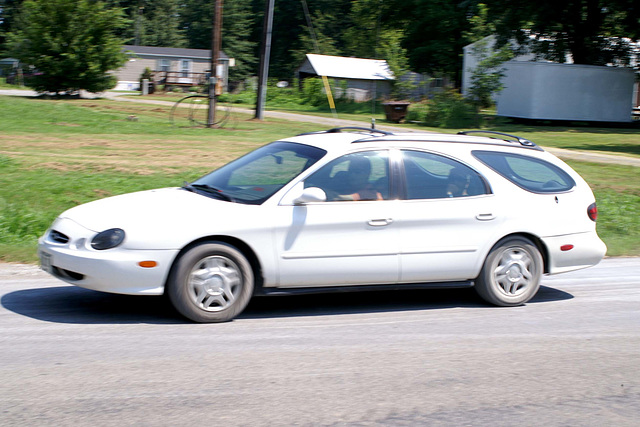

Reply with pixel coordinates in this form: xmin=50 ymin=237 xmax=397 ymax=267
xmin=0 ymin=159 xmax=186 ymax=261
xmin=0 ymin=94 xmax=638 ymax=262
xmin=128 ymin=89 xmax=389 ymax=122
xmin=0 ymin=77 xmax=25 ymax=90
xmin=564 ymin=161 xmax=640 ymax=256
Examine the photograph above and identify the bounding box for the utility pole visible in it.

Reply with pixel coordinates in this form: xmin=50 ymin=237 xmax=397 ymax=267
xmin=207 ymin=0 xmax=223 ymax=128
xmin=135 ymin=5 xmax=144 ymax=45
xmin=255 ymin=0 xmax=275 ymax=120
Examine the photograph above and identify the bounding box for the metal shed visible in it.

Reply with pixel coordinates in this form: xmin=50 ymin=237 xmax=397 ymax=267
xmin=496 ymin=62 xmax=635 ymax=122
xmin=462 ymin=36 xmax=636 ymax=122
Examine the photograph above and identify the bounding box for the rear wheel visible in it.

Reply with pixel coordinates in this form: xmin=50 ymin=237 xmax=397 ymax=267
xmin=475 ymin=236 xmax=542 ymax=306
xmin=167 ymin=242 xmax=254 ymax=322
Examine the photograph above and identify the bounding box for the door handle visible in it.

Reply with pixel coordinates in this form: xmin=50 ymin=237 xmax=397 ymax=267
xmin=368 ymin=218 xmax=393 ymax=227
xmin=476 ymin=213 xmax=496 ymax=221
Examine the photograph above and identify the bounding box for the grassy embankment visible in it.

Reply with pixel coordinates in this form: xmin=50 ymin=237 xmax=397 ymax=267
xmin=0 ymin=94 xmax=638 ymax=262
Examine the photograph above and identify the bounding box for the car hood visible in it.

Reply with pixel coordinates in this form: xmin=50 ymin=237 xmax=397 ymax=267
xmin=57 ymin=188 xmax=252 ymax=249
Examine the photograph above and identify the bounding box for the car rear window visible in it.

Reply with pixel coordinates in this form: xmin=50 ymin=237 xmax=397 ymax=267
xmin=473 ymin=150 xmax=575 ymax=193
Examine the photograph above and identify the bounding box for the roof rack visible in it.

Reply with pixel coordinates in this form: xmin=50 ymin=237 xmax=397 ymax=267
xmin=297 ymin=127 xmax=393 ymax=137
xmin=457 ymin=131 xmax=541 ymax=150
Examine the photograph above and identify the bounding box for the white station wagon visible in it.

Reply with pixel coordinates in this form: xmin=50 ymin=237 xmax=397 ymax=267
xmin=38 ymin=128 xmax=606 ymax=322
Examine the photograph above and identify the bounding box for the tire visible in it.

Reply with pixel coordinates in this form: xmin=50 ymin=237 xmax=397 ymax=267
xmin=475 ymin=236 xmax=543 ymax=306
xmin=167 ymin=242 xmax=254 ymax=322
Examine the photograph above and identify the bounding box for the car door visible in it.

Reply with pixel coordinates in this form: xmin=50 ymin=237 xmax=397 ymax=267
xmin=274 ymin=150 xmax=400 ymax=287
xmin=397 ymin=150 xmax=503 ymax=282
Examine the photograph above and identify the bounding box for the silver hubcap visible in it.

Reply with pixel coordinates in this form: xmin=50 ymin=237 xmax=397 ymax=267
xmin=493 ymin=248 xmax=534 ymax=296
xmin=187 ymin=256 xmax=242 ymax=312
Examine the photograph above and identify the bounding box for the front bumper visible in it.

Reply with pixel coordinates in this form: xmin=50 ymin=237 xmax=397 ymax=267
xmin=38 ymin=218 xmax=179 ymax=295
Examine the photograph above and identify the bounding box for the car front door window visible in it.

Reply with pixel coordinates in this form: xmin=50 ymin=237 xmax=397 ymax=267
xmin=304 ymin=151 xmax=390 ymax=201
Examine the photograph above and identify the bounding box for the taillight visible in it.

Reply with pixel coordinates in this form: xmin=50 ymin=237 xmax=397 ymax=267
xmin=587 ymin=203 xmax=598 ymax=222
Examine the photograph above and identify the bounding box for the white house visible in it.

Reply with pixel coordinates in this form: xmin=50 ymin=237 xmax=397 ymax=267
xmin=297 ymin=54 xmax=394 ymax=101
xmin=114 ymin=46 xmax=231 ymax=92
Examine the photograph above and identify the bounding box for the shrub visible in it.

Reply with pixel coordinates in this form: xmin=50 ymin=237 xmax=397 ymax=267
xmin=424 ymin=90 xmax=478 ymax=128
xmin=406 ymin=101 xmax=429 ymax=122
xmin=139 ymin=67 xmax=154 ymax=93
xmin=302 ymin=78 xmax=326 ymax=106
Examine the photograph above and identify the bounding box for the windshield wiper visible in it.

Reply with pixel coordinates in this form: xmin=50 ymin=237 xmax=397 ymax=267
xmin=183 ymin=183 xmax=235 ymax=202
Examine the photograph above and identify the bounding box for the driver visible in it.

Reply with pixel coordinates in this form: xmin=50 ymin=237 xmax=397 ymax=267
xmin=342 ymin=157 xmax=383 ymax=201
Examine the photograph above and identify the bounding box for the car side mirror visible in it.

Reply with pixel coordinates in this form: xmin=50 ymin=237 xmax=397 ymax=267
xmin=293 ymin=187 xmax=327 ymax=205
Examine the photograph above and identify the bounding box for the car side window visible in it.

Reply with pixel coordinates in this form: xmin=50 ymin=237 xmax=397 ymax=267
xmin=402 ymin=150 xmax=490 ymax=199
xmin=473 ymin=150 xmax=576 ymax=193
xmin=305 ymin=151 xmax=390 ymax=201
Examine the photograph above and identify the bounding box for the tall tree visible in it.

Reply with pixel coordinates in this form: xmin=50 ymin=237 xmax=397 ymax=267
xmin=486 ymin=0 xmax=640 ymax=66
xmin=265 ymin=0 xmax=305 ymax=79
xmin=182 ymin=0 xmax=256 ymax=84
xmin=463 ymin=3 xmax=514 ymax=108
xmin=291 ymin=8 xmax=343 ymax=63
xmin=7 ymin=0 xmax=128 ymax=94
xmin=0 ymin=0 xmax=25 ymax=53
xmin=265 ymin=0 xmax=350 ymax=79
xmin=387 ymin=0 xmax=472 ymax=84
xmin=127 ymin=0 xmax=186 ymax=47
xmin=344 ymin=0 xmax=392 ymax=59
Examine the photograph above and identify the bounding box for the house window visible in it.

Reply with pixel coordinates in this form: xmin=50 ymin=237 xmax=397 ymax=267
xmin=180 ymin=59 xmax=192 ymax=77
xmin=158 ymin=59 xmax=171 ymax=72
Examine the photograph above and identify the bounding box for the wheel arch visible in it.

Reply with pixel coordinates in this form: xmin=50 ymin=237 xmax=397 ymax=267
xmin=491 ymin=232 xmax=550 ymax=274
xmin=164 ymin=235 xmax=264 ymax=295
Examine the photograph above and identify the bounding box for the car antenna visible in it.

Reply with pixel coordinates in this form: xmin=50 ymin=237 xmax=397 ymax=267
xmin=371 ymin=118 xmax=375 ymax=130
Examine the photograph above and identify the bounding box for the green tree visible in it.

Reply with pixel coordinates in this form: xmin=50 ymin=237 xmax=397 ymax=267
xmin=389 ymin=0 xmax=471 ymax=84
xmin=137 ymin=0 xmax=186 ymax=47
xmin=378 ymin=29 xmax=414 ymax=100
xmin=105 ymin=0 xmax=186 ymax=47
xmin=182 ymin=0 xmax=256 ymax=85
xmin=267 ymin=0 xmax=350 ymax=79
xmin=292 ymin=8 xmax=343 ymax=64
xmin=486 ymin=0 xmax=640 ymax=66
xmin=7 ymin=0 xmax=128 ymax=94
xmin=464 ymin=3 xmax=514 ymax=108
xmin=344 ymin=0 xmax=386 ymax=59
xmin=0 ymin=0 xmax=25 ymax=53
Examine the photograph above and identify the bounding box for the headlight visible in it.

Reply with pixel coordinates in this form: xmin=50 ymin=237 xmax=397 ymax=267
xmin=91 ymin=228 xmax=125 ymax=250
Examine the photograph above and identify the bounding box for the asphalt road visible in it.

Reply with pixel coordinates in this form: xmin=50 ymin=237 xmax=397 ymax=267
xmin=1 ymin=258 xmax=639 ymax=426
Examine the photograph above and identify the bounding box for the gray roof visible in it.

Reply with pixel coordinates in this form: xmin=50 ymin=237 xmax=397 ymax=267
xmin=0 ymin=58 xmax=19 ymax=66
xmin=123 ymin=45 xmax=228 ymax=60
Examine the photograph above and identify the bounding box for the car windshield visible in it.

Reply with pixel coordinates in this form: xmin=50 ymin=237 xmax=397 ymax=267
xmin=186 ymin=141 xmax=326 ymax=204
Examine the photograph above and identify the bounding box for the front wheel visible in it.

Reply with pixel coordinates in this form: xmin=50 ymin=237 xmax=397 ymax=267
xmin=475 ymin=236 xmax=543 ymax=306
xmin=167 ymin=242 xmax=254 ymax=322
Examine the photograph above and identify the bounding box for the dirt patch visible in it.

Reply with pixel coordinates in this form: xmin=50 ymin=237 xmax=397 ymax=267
xmin=93 ymin=189 xmax=113 ymax=198
xmin=0 ymin=120 xmax=261 ymax=175
xmin=29 ymin=162 xmax=85 ymax=172
xmin=53 ymin=122 xmax=82 ymax=127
